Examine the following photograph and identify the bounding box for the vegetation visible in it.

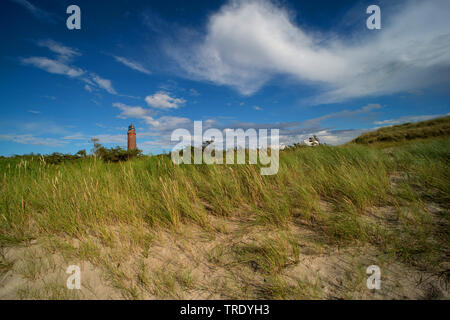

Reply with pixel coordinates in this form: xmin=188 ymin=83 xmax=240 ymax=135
xmin=0 ymin=116 xmax=449 ymax=299
xmin=352 ymin=115 xmax=450 ymax=145
xmin=91 ymin=138 xmax=143 ymax=162
xmin=6 ymin=144 xmax=142 ymax=166
xmin=95 ymin=146 xmax=142 ymax=162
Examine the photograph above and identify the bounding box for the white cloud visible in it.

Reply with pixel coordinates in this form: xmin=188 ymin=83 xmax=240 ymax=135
xmin=151 ymin=116 xmax=191 ymax=130
xmin=22 ymin=40 xmax=118 ymax=95
xmin=62 ymin=133 xmax=86 ymax=140
xmin=38 ymin=39 xmax=80 ymax=61
xmin=22 ymin=57 xmax=84 ymax=78
xmin=140 ymin=116 xmax=215 ymax=151
xmin=27 ymin=110 xmax=41 ymax=114
xmin=145 ymin=92 xmax=186 ymax=109
xmin=113 ymin=102 xmax=158 ymax=126
xmin=253 ymin=106 xmax=262 ymax=111
xmin=112 ymin=102 xmax=194 ymax=133
xmin=63 ymin=133 xmax=126 ymax=144
xmin=19 ymin=121 xmax=68 ymax=135
xmin=92 ymin=74 xmax=117 ymax=95
xmin=312 ymin=129 xmax=367 ymax=145
xmin=0 ymin=134 xmax=66 ymax=147
xmin=280 ymin=128 xmax=368 ymax=146
xmin=113 ymin=56 xmax=151 ymax=74
xmin=168 ymin=0 xmax=450 ymax=103
xmin=92 ymin=134 xmax=126 ymax=144
xmin=111 ymin=100 xmax=206 ymax=150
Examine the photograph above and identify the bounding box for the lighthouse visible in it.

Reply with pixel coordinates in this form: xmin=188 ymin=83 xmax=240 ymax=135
xmin=127 ymin=124 xmax=136 ymax=151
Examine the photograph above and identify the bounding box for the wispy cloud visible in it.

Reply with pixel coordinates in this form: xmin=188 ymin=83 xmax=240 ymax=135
xmin=22 ymin=56 xmax=85 ymax=77
xmin=27 ymin=110 xmax=41 ymax=114
xmin=62 ymin=133 xmax=86 ymax=141
xmin=9 ymin=0 xmax=58 ymax=23
xmin=212 ymin=103 xmax=383 ymax=146
xmin=189 ymin=88 xmax=200 ymax=96
xmin=112 ymin=56 xmax=151 ymax=74
xmin=91 ymin=74 xmax=117 ymax=95
xmin=167 ymin=0 xmax=450 ymax=103
xmin=303 ymin=104 xmax=382 ymax=128
xmin=41 ymin=95 xmax=56 ymax=100
xmin=0 ymin=134 xmax=66 ymax=147
xmin=18 ymin=121 xmax=69 ymax=135
xmin=145 ymin=91 xmax=186 ymax=109
xmin=0 ymin=120 xmax=81 ymax=148
xmin=63 ymin=133 xmax=126 ymax=144
xmin=92 ymin=134 xmax=127 ymax=144
xmin=373 ymin=114 xmax=447 ymax=126
xmin=22 ymin=40 xmax=118 ymax=95
xmin=37 ymin=39 xmax=81 ymax=61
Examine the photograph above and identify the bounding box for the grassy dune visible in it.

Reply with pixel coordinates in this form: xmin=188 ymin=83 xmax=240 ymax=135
xmin=0 ymin=118 xmax=449 ymax=299
xmin=352 ymin=115 xmax=450 ymax=145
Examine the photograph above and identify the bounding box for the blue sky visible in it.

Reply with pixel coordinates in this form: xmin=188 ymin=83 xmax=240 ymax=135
xmin=1 ymin=0 xmax=449 ymax=156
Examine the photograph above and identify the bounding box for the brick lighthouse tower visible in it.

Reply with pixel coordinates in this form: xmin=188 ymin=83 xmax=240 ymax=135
xmin=127 ymin=124 xmax=136 ymax=151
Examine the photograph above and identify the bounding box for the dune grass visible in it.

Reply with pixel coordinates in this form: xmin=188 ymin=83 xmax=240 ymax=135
xmin=0 ymin=135 xmax=449 ymax=298
xmin=0 ymin=144 xmax=394 ymax=242
xmin=352 ymin=115 xmax=450 ymax=145
xmin=1 ymin=140 xmax=447 ymax=244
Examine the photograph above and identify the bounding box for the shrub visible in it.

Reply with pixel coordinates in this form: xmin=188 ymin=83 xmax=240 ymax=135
xmin=44 ymin=152 xmax=82 ymax=164
xmin=96 ymin=146 xmax=142 ymax=162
